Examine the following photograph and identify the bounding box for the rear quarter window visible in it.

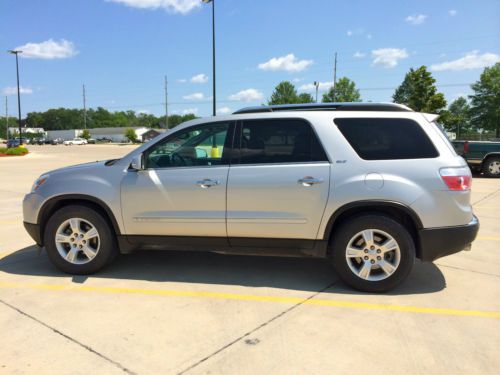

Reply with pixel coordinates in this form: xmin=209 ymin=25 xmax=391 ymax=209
xmin=334 ymin=118 xmax=439 ymax=160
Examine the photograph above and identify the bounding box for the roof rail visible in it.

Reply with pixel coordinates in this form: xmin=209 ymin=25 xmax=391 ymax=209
xmin=233 ymin=102 xmax=413 ymax=114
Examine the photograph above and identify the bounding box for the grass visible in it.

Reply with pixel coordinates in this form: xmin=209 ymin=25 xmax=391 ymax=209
xmin=0 ymin=146 xmax=30 ymax=156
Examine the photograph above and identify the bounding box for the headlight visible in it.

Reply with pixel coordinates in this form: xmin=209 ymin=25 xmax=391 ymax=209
xmin=31 ymin=174 xmax=50 ymax=193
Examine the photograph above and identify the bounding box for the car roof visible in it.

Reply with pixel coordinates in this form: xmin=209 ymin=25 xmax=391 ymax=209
xmin=233 ymin=102 xmax=412 ymax=114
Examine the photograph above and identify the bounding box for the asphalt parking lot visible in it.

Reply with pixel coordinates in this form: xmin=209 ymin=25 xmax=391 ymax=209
xmin=0 ymin=145 xmax=499 ymax=374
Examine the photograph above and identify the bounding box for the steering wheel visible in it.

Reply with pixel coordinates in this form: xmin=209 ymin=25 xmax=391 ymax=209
xmin=171 ymin=152 xmax=187 ymax=166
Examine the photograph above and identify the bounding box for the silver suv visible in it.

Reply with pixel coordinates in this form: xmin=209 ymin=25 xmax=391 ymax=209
xmin=23 ymin=103 xmax=479 ymax=292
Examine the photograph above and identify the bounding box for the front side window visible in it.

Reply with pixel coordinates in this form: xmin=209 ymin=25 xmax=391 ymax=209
xmin=145 ymin=123 xmax=231 ymax=168
xmin=236 ymin=119 xmax=328 ymax=165
xmin=335 ymin=118 xmax=439 ymax=160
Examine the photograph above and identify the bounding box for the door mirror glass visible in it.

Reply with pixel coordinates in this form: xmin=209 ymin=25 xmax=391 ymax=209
xmin=130 ymin=154 xmax=144 ymax=170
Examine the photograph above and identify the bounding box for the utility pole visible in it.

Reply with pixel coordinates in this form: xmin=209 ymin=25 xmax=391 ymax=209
xmin=4 ymin=96 xmax=8 ymax=140
xmin=164 ymin=75 xmax=169 ymax=129
xmin=332 ymin=52 xmax=337 ymax=102
xmin=83 ymin=84 xmax=87 ymax=129
xmin=314 ymin=81 xmax=320 ymax=103
xmin=8 ymin=50 xmax=23 ymax=143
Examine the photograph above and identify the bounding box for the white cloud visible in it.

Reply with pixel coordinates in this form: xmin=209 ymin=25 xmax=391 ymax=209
xmin=449 ymin=9 xmax=458 ymax=16
xmin=182 ymin=108 xmax=198 ymax=115
xmin=228 ymin=88 xmax=264 ymax=102
xmin=14 ymin=39 xmax=77 ymax=59
xmin=299 ymin=81 xmax=333 ymax=92
xmin=346 ymin=30 xmax=353 ymax=36
xmin=353 ymin=51 xmax=366 ymax=58
xmin=258 ymin=54 xmax=313 ymax=73
xmin=216 ymin=107 xmax=231 ymax=115
xmin=190 ymin=73 xmax=208 ymax=83
xmin=2 ymin=86 xmax=33 ymax=95
xmin=371 ymin=48 xmax=408 ymax=68
xmin=182 ymin=92 xmax=205 ymax=100
xmin=405 ymin=14 xmax=427 ymax=25
xmin=107 ymin=0 xmax=201 ymax=14
xmin=431 ymin=51 xmax=500 ymax=71
xmin=292 ymin=77 xmax=303 ymax=83
xmin=177 ymin=78 xmax=187 ymax=83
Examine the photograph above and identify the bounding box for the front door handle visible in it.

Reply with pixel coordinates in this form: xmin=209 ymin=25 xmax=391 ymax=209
xmin=298 ymin=176 xmax=324 ymax=186
xmin=196 ymin=179 xmax=220 ymax=188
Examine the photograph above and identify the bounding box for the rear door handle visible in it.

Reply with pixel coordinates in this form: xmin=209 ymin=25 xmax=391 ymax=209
xmin=298 ymin=176 xmax=324 ymax=186
xmin=196 ymin=179 xmax=220 ymax=188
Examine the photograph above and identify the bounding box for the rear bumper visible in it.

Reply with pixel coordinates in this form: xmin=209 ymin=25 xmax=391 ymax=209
xmin=418 ymin=216 xmax=479 ymax=262
xmin=24 ymin=222 xmax=43 ymax=246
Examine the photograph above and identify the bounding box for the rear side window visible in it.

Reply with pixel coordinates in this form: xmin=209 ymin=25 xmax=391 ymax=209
xmin=335 ymin=118 xmax=439 ymax=160
xmin=236 ymin=119 xmax=328 ymax=165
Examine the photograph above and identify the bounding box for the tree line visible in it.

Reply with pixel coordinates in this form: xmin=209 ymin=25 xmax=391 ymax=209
xmin=1 ymin=63 xmax=499 ymax=140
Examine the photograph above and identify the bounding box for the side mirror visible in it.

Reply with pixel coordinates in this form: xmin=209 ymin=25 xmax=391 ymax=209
xmin=130 ymin=154 xmax=144 ymax=171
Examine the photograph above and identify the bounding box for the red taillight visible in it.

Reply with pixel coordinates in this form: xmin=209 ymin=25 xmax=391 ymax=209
xmin=440 ymin=167 xmax=472 ymax=191
xmin=463 ymin=141 xmax=469 ymax=154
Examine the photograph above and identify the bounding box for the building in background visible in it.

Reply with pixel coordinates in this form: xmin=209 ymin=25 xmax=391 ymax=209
xmin=8 ymin=127 xmax=45 ymax=136
xmin=89 ymin=127 xmax=149 ymax=143
xmin=46 ymin=129 xmax=83 ymax=141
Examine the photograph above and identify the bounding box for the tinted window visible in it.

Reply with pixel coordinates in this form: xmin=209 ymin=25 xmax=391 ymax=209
xmin=145 ymin=123 xmax=231 ymax=168
xmin=236 ymin=119 xmax=328 ymax=164
xmin=335 ymin=118 xmax=438 ymax=160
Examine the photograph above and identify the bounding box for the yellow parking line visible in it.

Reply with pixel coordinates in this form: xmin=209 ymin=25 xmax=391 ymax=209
xmin=0 ymin=281 xmax=499 ymax=319
xmin=477 ymin=236 xmax=500 ymax=242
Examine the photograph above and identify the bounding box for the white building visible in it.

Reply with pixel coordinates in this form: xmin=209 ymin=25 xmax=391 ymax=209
xmin=8 ymin=127 xmax=45 ymax=136
xmin=89 ymin=127 xmax=149 ymax=142
xmin=46 ymin=129 xmax=83 ymax=141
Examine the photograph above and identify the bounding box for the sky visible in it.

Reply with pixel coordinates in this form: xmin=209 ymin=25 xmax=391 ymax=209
xmin=1 ymin=0 xmax=499 ymax=118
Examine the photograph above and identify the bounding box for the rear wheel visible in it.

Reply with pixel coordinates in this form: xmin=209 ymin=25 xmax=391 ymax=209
xmin=331 ymin=215 xmax=415 ymax=292
xmin=483 ymin=156 xmax=500 ymax=178
xmin=44 ymin=205 xmax=117 ymax=274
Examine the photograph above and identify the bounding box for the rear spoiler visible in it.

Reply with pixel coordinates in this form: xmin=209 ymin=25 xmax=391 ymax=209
xmin=422 ymin=113 xmax=439 ymax=123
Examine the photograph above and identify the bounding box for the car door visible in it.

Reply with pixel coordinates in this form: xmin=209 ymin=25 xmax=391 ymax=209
xmin=226 ymin=118 xmax=331 ymax=246
xmin=121 ymin=121 xmax=234 ymax=238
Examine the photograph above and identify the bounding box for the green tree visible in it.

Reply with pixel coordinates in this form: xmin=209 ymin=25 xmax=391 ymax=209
xmin=268 ymin=81 xmax=300 ymax=105
xmin=0 ymin=116 xmax=17 ymax=139
xmin=469 ymin=62 xmax=500 ymax=137
xmin=81 ymin=129 xmax=91 ymax=140
xmin=297 ymin=93 xmax=315 ymax=103
xmin=439 ymin=97 xmax=471 ymax=137
xmin=393 ymin=66 xmax=446 ymax=113
xmin=124 ymin=128 xmax=137 ymax=143
xmin=322 ymin=77 xmax=361 ymax=102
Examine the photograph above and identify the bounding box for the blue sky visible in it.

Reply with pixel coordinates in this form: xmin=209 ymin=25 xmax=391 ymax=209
xmin=1 ymin=0 xmax=499 ymax=118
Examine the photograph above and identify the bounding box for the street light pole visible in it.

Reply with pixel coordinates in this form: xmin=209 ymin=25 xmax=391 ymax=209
xmin=314 ymin=81 xmax=320 ymax=103
xmin=203 ymin=0 xmax=216 ymax=116
xmin=8 ymin=50 xmax=23 ymax=144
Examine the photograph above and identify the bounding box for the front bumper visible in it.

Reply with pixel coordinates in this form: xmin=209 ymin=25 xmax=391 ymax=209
xmin=24 ymin=221 xmax=43 ymax=246
xmin=418 ymin=216 xmax=479 ymax=262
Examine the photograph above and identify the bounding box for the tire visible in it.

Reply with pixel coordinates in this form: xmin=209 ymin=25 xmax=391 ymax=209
xmin=482 ymin=156 xmax=500 ymax=178
xmin=44 ymin=205 xmax=118 ymax=274
xmin=331 ymin=214 xmax=415 ymax=293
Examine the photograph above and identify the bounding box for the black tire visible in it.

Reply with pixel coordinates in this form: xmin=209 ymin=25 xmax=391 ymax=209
xmin=331 ymin=214 xmax=415 ymax=293
xmin=44 ymin=205 xmax=118 ymax=274
xmin=482 ymin=156 xmax=500 ymax=178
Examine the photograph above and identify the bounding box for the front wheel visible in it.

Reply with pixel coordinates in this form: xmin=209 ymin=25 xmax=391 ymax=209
xmin=331 ymin=215 xmax=415 ymax=292
xmin=483 ymin=157 xmax=500 ymax=178
xmin=44 ymin=205 xmax=118 ymax=274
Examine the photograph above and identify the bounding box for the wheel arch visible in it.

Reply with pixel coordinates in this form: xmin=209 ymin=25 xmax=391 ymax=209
xmin=37 ymin=194 xmax=122 ymax=246
xmin=323 ymin=200 xmax=423 ymax=258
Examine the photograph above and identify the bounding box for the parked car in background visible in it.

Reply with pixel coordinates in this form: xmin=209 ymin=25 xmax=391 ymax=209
xmin=51 ymin=138 xmax=64 ymax=145
xmin=6 ymin=139 xmax=21 ymax=148
xmin=35 ymin=138 xmax=48 ymax=145
xmin=87 ymin=138 xmax=96 ymax=144
xmin=452 ymin=140 xmax=500 ymax=177
xmin=63 ymin=138 xmax=87 ymax=146
xmin=97 ymin=137 xmax=113 ymax=143
xmin=23 ymin=103 xmax=479 ymax=292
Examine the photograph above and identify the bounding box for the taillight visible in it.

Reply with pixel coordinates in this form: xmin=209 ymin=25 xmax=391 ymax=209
xmin=440 ymin=167 xmax=472 ymax=191
xmin=463 ymin=141 xmax=469 ymax=154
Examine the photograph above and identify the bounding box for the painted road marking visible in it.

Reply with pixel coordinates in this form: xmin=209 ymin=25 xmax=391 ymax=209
xmin=478 ymin=236 xmax=500 ymax=242
xmin=0 ymin=281 xmax=499 ymax=319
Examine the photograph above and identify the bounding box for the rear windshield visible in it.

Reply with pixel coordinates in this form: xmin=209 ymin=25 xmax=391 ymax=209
xmin=335 ymin=118 xmax=439 ymax=160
